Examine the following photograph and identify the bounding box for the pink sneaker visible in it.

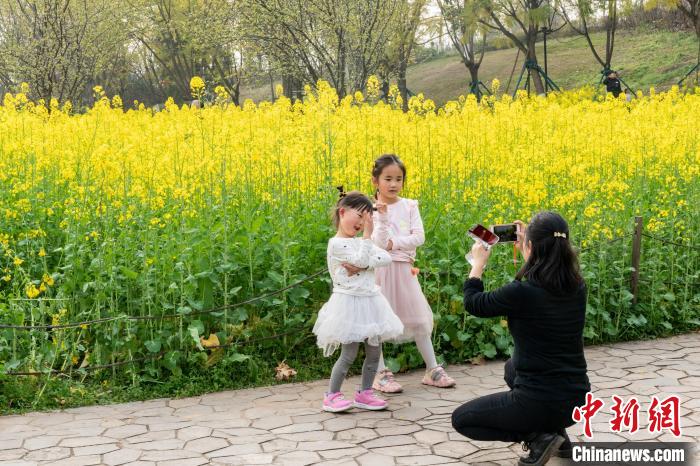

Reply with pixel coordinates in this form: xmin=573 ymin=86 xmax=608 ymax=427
xmin=322 ymin=392 xmax=353 ymax=413
xmin=372 ymin=369 xmax=403 ymax=393
xmin=422 ymin=365 xmax=456 ymax=388
xmin=353 ymin=389 xmax=388 ymax=410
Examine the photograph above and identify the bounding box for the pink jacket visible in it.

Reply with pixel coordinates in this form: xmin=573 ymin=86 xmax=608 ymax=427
xmin=372 ymin=198 xmax=425 ymax=264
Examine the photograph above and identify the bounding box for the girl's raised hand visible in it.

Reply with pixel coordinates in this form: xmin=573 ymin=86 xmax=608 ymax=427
xmin=375 ymin=201 xmax=388 ymax=215
xmin=362 ymin=211 xmax=374 ymax=239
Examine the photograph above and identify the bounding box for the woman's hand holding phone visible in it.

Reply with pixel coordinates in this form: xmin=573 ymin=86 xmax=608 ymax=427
xmin=470 ymin=241 xmax=491 ymax=265
xmin=513 ymin=220 xmax=527 ymax=257
xmin=468 ymin=242 xmax=491 ymax=278
xmin=466 ymin=224 xmax=495 ymax=276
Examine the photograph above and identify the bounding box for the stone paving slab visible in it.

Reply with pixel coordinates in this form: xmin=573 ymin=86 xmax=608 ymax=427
xmin=1 ymin=333 xmax=699 ymax=465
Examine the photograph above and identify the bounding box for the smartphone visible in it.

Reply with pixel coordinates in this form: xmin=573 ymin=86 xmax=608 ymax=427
xmin=468 ymin=224 xmax=499 ymax=247
xmin=492 ymin=223 xmax=518 ymax=243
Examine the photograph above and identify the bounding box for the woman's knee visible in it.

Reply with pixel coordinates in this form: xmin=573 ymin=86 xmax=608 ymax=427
xmin=451 ymin=402 xmax=477 ymax=431
xmin=452 ymin=406 xmax=484 ymax=439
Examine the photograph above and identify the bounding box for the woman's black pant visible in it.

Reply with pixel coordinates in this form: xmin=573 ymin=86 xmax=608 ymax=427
xmin=451 ymin=359 xmax=582 ymax=443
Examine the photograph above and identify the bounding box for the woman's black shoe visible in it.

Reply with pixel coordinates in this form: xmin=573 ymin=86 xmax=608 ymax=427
xmin=518 ymin=432 xmax=565 ymax=466
xmin=553 ymin=429 xmax=573 ymax=458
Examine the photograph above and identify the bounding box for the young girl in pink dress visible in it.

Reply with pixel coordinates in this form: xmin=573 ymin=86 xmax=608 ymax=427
xmin=365 ymin=154 xmax=456 ymax=392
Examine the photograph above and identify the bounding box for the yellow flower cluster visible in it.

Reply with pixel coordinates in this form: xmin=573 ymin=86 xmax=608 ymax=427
xmin=190 ymin=76 xmax=206 ymax=100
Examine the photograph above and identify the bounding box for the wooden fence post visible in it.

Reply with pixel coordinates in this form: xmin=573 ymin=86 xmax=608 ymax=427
xmin=630 ymin=216 xmax=643 ymax=305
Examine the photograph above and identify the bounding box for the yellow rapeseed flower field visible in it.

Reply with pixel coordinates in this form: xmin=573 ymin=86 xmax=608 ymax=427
xmin=0 ymin=80 xmax=698 ymax=377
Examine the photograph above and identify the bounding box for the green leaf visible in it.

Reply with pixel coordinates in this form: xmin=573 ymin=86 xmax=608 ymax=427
xmin=145 ymin=339 xmax=161 ymax=353
xmin=120 ymin=266 xmax=139 ymax=280
xmin=251 ymin=216 xmax=265 ymax=233
xmin=620 ymin=289 xmax=634 ymax=303
xmin=4 ymin=359 xmax=21 ymax=371
xmin=267 ymin=270 xmax=284 ymax=284
xmin=163 ymin=351 xmax=181 ymax=376
xmin=481 ymin=343 xmax=497 ymax=358
xmin=662 ymin=292 xmax=676 ymax=302
xmin=385 ymin=357 xmax=401 ymax=373
xmin=288 ymin=286 xmax=310 ymax=303
xmin=385 ymin=358 xmax=401 ymax=372
xmin=226 ymin=353 xmax=250 ymax=363
xmin=626 ymin=314 xmax=648 ymax=327
xmin=230 ymin=307 xmax=248 ymax=323
xmin=188 ymin=323 xmax=204 ymax=351
xmin=495 ymin=335 xmax=511 ymax=350
xmin=177 ymin=306 xmax=192 ymax=315
xmin=190 ymin=320 xmax=204 ymax=334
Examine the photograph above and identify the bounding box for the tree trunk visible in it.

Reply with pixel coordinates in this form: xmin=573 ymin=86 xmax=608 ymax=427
xmin=397 ymin=60 xmax=408 ymax=112
xmin=381 ymin=77 xmax=389 ymax=101
xmin=527 ymin=31 xmax=545 ymax=94
xmin=283 ymin=75 xmax=302 ymax=101
xmin=467 ymin=63 xmax=480 ymax=85
xmin=339 ymin=46 xmax=347 ymax=98
xmin=232 ymin=80 xmax=240 ymax=106
xmin=269 ymin=71 xmax=275 ymax=101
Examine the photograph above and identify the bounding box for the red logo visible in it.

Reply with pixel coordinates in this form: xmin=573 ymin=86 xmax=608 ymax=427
xmin=648 ymin=395 xmax=681 ymax=437
xmin=572 ymin=392 xmax=604 ymax=438
xmin=573 ymin=393 xmax=682 ymax=438
xmin=610 ymin=395 xmax=640 ymax=433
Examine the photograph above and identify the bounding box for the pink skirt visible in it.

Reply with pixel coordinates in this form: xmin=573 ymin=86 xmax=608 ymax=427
xmin=376 ymin=261 xmax=434 ymax=343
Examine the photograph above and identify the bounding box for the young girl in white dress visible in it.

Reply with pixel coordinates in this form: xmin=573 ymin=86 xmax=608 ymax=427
xmin=313 ymin=190 xmax=404 ymax=412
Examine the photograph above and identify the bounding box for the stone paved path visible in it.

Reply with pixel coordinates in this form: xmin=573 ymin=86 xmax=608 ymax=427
xmin=1 ymin=332 xmax=699 ymax=465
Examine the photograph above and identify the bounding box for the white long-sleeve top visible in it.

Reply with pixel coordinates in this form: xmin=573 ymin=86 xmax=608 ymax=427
xmin=372 ymin=198 xmax=425 ymax=263
xmin=327 ymin=237 xmax=392 ymax=296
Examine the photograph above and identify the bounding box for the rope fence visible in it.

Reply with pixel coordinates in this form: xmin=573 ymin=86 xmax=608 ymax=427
xmin=0 ymin=269 xmax=327 ymax=331
xmin=0 ymin=235 xmax=641 ymax=332
xmin=641 ymin=233 xmax=700 ymax=251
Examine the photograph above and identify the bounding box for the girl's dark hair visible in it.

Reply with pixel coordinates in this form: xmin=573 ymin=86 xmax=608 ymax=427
xmin=332 ymin=191 xmax=373 ymax=228
xmin=515 ymin=211 xmax=584 ymax=294
xmin=372 ymin=154 xmax=406 ymax=180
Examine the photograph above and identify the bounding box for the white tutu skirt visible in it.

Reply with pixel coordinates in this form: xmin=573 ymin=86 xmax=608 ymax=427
xmin=313 ymin=292 xmax=404 ymax=357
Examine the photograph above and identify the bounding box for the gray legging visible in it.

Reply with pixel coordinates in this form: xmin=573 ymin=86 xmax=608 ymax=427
xmin=329 ymin=341 xmax=380 ymax=393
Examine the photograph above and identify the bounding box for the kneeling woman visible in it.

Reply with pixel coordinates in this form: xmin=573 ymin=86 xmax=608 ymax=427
xmin=453 ymin=212 xmax=590 ymax=466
